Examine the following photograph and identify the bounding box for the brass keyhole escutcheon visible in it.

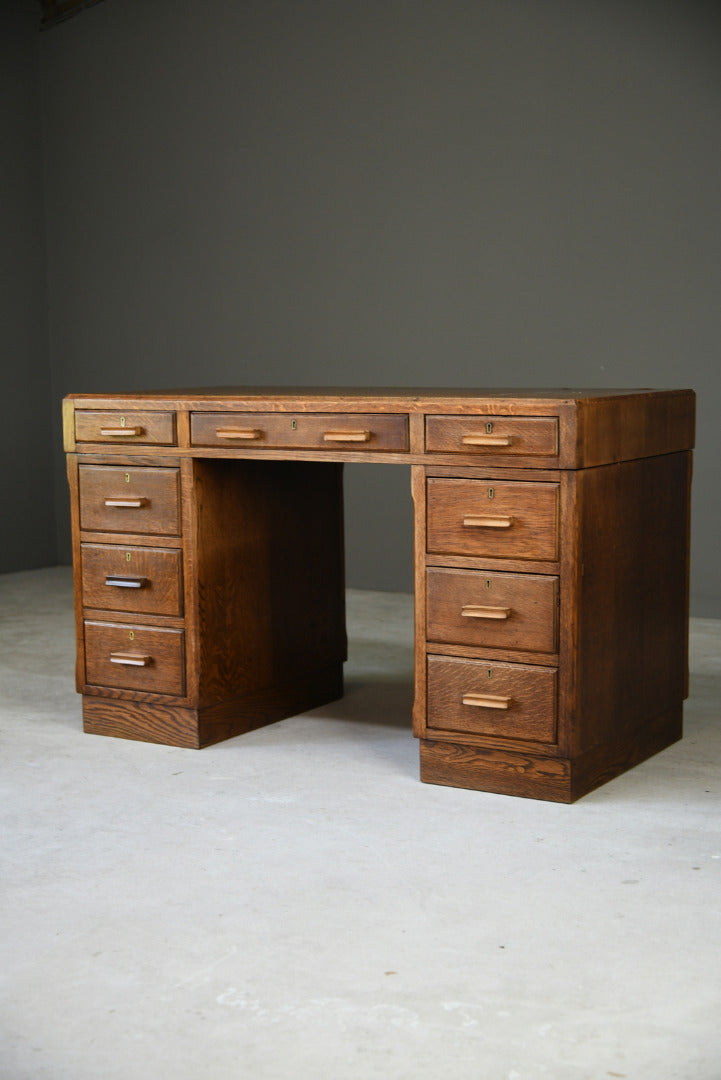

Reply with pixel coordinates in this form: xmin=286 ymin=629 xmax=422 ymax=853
xmin=120 ymin=415 xmax=126 ymax=427
xmin=125 ymin=473 xmax=131 ymax=483
xmin=291 ymin=419 xmax=297 ymax=429
xmin=486 ymin=579 xmax=492 ymax=589
xmin=129 ymin=630 xmax=135 ymax=641
xmin=488 ymin=487 xmax=494 ymax=499
xmin=126 ymin=552 xmax=132 ymax=562
xmin=486 ymin=422 xmax=493 ymax=433
xmin=487 ymin=669 xmax=493 ymax=679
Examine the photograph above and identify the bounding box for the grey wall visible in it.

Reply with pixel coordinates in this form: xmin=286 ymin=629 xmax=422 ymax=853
xmin=0 ymin=0 xmax=55 ymax=571
xmin=12 ymin=0 xmax=721 ymax=612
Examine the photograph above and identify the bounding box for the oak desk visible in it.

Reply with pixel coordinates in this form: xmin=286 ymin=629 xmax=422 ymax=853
xmin=63 ymin=388 xmax=695 ymax=802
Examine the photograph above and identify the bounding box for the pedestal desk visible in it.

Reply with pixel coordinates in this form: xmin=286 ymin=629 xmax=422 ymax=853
xmin=63 ymin=387 xmax=695 ymax=802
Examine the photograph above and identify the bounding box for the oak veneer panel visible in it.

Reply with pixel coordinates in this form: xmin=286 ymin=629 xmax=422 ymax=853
xmin=83 ymin=697 xmax=202 ymax=748
xmin=84 ymin=621 xmax=185 ymax=695
xmin=426 ymin=478 xmax=559 ymax=561
xmin=78 ymin=465 xmax=180 ymax=536
xmin=420 ymin=739 xmax=572 ymax=802
xmin=427 ymin=655 xmax=557 ymax=742
xmin=195 ymin=663 xmax=345 ymax=746
xmin=411 ymin=464 xmax=428 ymax=737
xmin=66 ymin=455 xmax=86 ymax=692
xmin=570 ymin=450 xmax=691 ymax=756
xmin=569 ymin=705 xmax=683 ymax=800
xmin=426 ymin=415 xmax=558 ymax=457
xmin=81 ymin=543 xmax=183 ymax=616
xmin=426 ymin=567 xmax=557 ymax=654
xmin=63 ymin=399 xmax=77 ymax=452
xmin=191 ymin=412 xmax=408 ymax=451
xmin=192 ymin=458 xmax=347 ymax=710
xmin=75 ymin=410 xmax=176 ymax=446
xmin=574 ymin=391 xmax=695 ymax=468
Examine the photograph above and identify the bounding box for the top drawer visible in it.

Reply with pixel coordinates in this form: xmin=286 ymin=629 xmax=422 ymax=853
xmin=190 ymin=412 xmax=409 ymax=452
xmin=75 ymin=411 xmax=176 ymax=446
xmin=78 ymin=465 xmax=181 ymax=536
xmin=426 ymin=416 xmax=558 ymax=457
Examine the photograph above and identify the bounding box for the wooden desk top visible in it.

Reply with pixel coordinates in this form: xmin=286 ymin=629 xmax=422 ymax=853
xmin=63 ymin=387 xmax=695 ymax=469
xmin=65 ymin=384 xmax=692 ymax=404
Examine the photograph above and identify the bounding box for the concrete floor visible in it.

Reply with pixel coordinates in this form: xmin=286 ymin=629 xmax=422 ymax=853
xmin=1 ymin=567 xmax=720 ymax=1080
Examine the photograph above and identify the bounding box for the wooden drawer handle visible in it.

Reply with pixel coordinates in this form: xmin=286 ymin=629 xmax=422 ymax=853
xmin=104 ymin=575 xmax=148 ymax=589
xmin=461 ymin=605 xmax=511 ymax=620
xmin=461 ymin=434 xmax=513 ymax=447
xmin=462 ymin=515 xmax=514 ymax=529
xmin=109 ymin=651 xmax=152 ymax=667
xmin=103 ymin=497 xmax=148 ymax=509
xmin=322 ymin=430 xmax=371 ymax=443
xmin=462 ymin=692 xmax=512 ymax=710
xmin=99 ymin=427 xmax=144 ymax=437
xmin=215 ymin=428 xmax=263 ymax=440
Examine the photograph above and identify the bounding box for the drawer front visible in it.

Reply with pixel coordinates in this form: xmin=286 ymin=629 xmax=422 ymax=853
xmin=190 ymin=412 xmax=409 ymax=451
xmin=426 ymin=415 xmax=558 ymax=457
xmin=426 ymin=478 xmax=558 ymax=560
xmin=81 ymin=544 xmax=183 ymax=616
xmin=427 ymin=655 xmax=557 ymax=742
xmin=75 ymin=410 xmax=176 ymax=445
xmin=79 ymin=465 xmax=181 ymax=536
xmin=427 ymin=568 xmax=558 ymax=653
xmin=84 ymin=621 xmax=185 ymax=695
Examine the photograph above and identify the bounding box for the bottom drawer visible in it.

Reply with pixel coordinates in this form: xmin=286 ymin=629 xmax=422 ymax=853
xmin=84 ymin=621 xmax=185 ymax=695
xmin=427 ymin=655 xmax=556 ymax=743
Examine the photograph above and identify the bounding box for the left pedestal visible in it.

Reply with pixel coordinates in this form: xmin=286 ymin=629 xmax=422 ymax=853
xmin=69 ymin=455 xmax=347 ymax=747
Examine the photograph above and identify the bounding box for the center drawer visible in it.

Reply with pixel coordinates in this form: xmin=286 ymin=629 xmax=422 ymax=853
xmin=81 ymin=543 xmax=183 ymax=616
xmin=190 ymin=412 xmax=409 ymax=451
xmin=426 ymin=567 xmax=558 ymax=653
xmin=426 ymin=478 xmax=559 ymax=561
xmin=78 ymin=465 xmax=181 ymax=536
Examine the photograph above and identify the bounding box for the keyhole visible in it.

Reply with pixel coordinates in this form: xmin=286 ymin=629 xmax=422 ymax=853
xmin=120 ymin=416 xmax=126 ymax=427
xmin=126 ymin=552 xmax=132 ymax=562
xmin=487 ymin=669 xmax=493 ymax=679
xmin=291 ymin=419 xmax=297 ymax=429
xmin=129 ymin=630 xmax=135 ymax=641
xmin=488 ymin=487 xmax=494 ymax=499
xmin=486 ymin=422 xmax=493 ymax=433
xmin=486 ymin=579 xmax=492 ymax=589
xmin=125 ymin=473 xmax=130 ymax=483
